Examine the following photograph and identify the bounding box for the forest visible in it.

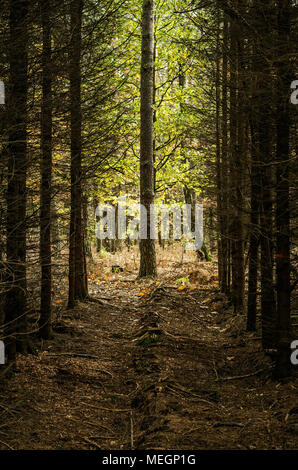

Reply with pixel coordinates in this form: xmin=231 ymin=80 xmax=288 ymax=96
xmin=0 ymin=0 xmax=297 ymax=453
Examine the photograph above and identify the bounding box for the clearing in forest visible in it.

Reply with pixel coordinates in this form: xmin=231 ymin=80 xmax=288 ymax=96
xmin=0 ymin=250 xmax=297 ymax=450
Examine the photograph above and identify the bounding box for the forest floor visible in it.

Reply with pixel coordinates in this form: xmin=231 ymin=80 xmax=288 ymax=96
xmin=0 ymin=247 xmax=297 ymax=450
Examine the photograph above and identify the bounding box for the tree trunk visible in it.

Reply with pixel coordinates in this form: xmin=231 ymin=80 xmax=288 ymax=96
xmin=215 ymin=4 xmax=223 ymax=287
xmin=139 ymin=0 xmax=157 ymax=278
xmin=39 ymin=0 xmax=53 ymax=339
xmin=247 ymin=118 xmax=260 ymax=331
xmin=5 ymin=0 xmax=29 ymax=361
xmin=221 ymin=14 xmax=229 ymax=295
xmin=247 ymin=27 xmax=261 ymax=332
xmin=274 ymin=0 xmax=292 ymax=378
xmin=68 ymin=0 xmax=88 ymax=307
xmin=229 ymin=3 xmax=245 ymax=313
xmin=257 ymin=1 xmax=277 ymax=349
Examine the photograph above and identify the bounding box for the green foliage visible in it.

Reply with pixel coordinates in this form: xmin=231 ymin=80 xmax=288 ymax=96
xmin=81 ymin=0 xmax=215 ymax=211
xmin=175 ymin=276 xmax=189 ymax=285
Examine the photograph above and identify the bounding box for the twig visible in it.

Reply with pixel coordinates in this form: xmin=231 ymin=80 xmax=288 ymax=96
xmin=163 ymin=331 xmax=193 ymax=341
xmin=0 ymin=363 xmax=14 ymax=380
xmin=81 ymin=402 xmax=131 ymax=413
xmin=85 ymin=296 xmax=121 ymax=309
xmin=96 ymin=407 xmax=132 ymax=413
xmin=94 ymin=368 xmax=113 ymax=378
xmin=67 ymin=417 xmax=115 ymax=435
xmin=182 ymin=427 xmax=202 ymax=435
xmin=0 ymin=403 xmax=17 ymax=417
xmin=83 ymin=437 xmax=102 ymax=449
xmin=44 ymin=352 xmax=99 ymax=360
xmin=212 ymin=422 xmax=245 ymax=428
xmin=0 ymin=439 xmax=14 ymax=450
xmin=104 ymin=382 xmax=139 ymax=397
xmin=43 ymin=353 xmax=113 ymax=377
xmin=166 ymin=385 xmax=216 ymax=407
xmin=216 ymin=367 xmax=272 ymax=382
xmin=212 ymin=357 xmax=219 ymax=380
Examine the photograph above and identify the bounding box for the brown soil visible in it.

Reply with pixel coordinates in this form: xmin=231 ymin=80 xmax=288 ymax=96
xmin=0 ymin=256 xmax=297 ymax=450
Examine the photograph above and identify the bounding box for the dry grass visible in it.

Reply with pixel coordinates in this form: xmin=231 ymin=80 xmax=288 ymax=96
xmin=88 ymin=243 xmax=217 ymax=286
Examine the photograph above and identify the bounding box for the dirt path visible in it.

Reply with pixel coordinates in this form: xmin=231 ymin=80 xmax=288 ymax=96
xmin=0 ymin=270 xmax=297 ymax=450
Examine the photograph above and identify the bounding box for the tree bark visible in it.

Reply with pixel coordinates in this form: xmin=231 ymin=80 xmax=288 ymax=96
xmin=68 ymin=0 xmax=88 ymax=307
xmin=229 ymin=1 xmax=245 ymax=313
xmin=257 ymin=1 xmax=277 ymax=349
xmin=139 ymin=0 xmax=157 ymax=278
xmin=215 ymin=5 xmax=223 ymax=283
xmin=274 ymin=0 xmax=292 ymax=378
xmin=221 ymin=15 xmax=229 ymax=295
xmin=5 ymin=0 xmax=29 ymax=361
xmin=39 ymin=0 xmax=53 ymax=339
xmin=247 ymin=20 xmax=261 ymax=332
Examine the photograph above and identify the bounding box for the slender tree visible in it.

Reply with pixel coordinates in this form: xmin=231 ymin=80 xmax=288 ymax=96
xmin=215 ymin=2 xmax=223 ymax=284
xmin=257 ymin=1 xmax=277 ymax=349
xmin=5 ymin=0 xmax=29 ymax=360
xmin=247 ymin=2 xmax=262 ymax=332
xmin=221 ymin=14 xmax=230 ymax=295
xmin=39 ymin=0 xmax=53 ymax=338
xmin=139 ymin=0 xmax=157 ymax=278
xmin=274 ymin=0 xmax=292 ymax=377
xmin=68 ymin=0 xmax=88 ymax=307
xmin=229 ymin=1 xmax=245 ymax=313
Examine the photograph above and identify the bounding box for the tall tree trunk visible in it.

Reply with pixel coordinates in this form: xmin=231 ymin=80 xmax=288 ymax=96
xmin=215 ymin=5 xmax=223 ymax=283
xmin=39 ymin=0 xmax=53 ymax=339
xmin=68 ymin=0 xmax=88 ymax=307
xmin=153 ymin=29 xmax=157 ymax=195
xmin=229 ymin=2 xmax=245 ymax=313
xmin=257 ymin=1 xmax=277 ymax=349
xmin=5 ymin=0 xmax=29 ymax=361
xmin=247 ymin=27 xmax=261 ymax=332
xmin=247 ymin=121 xmax=260 ymax=330
xmin=179 ymin=65 xmax=196 ymax=239
xmin=235 ymin=0 xmax=246 ymax=312
xmin=274 ymin=0 xmax=292 ymax=378
xmin=221 ymin=15 xmax=229 ymax=294
xmin=139 ymin=0 xmax=157 ymax=278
